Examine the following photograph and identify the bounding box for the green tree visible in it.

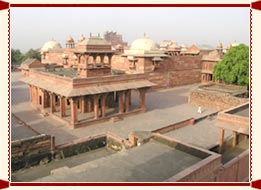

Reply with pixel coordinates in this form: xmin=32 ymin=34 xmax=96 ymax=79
xmin=23 ymin=48 xmax=41 ymax=61
xmin=11 ymin=49 xmax=24 ymax=66
xmin=214 ymin=44 xmax=249 ymax=87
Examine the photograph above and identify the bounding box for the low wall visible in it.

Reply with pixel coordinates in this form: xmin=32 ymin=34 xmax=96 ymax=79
xmin=11 ymin=134 xmax=54 ymax=171
xmin=217 ymin=150 xmax=249 ymax=181
xmin=153 ymin=134 xmax=222 ymax=182
xmin=189 ymin=90 xmax=248 ymax=110
xmin=216 ymin=112 xmax=249 ymax=135
xmin=55 ymin=134 xmax=107 ymax=158
xmin=152 ymin=118 xmax=194 ymax=134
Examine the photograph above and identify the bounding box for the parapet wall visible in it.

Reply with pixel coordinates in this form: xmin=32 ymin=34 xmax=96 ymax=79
xmin=11 ymin=134 xmax=54 ymax=171
xmin=217 ymin=150 xmax=249 ymax=181
xmin=188 ymin=89 xmax=248 ymax=110
xmin=56 ymin=134 xmax=107 ymax=158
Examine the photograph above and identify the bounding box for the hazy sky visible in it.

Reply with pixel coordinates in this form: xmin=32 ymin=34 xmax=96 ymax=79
xmin=11 ymin=7 xmax=249 ymax=53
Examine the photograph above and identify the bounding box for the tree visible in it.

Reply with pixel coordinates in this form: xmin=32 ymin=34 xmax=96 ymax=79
xmin=11 ymin=49 xmax=24 ymax=66
xmin=23 ymin=48 xmax=41 ymax=61
xmin=214 ymin=44 xmax=249 ymax=87
xmin=11 ymin=48 xmax=41 ymax=67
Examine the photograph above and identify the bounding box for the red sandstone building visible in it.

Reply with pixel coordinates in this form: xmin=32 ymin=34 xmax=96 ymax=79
xmin=19 ymin=58 xmax=44 ymax=77
xmin=22 ymin=35 xmax=155 ymax=128
xmin=24 ymin=33 xmax=242 ymax=129
xmin=14 ymin=33 xmax=249 ymax=182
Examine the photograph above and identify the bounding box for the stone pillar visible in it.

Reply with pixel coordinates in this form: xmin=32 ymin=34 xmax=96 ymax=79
xmin=94 ymin=95 xmax=99 ymax=120
xmin=218 ymin=128 xmax=225 ymax=154
xmin=59 ymin=96 xmax=66 ymax=117
xmin=43 ymin=91 xmax=49 ymax=108
xmin=29 ymin=85 xmax=32 ymax=102
xmin=70 ymin=97 xmax=78 ymax=124
xmin=232 ymin=131 xmax=238 ymax=147
xmin=118 ymin=91 xmax=124 ymax=114
xmin=101 ymin=94 xmax=107 ymax=118
xmin=35 ymin=87 xmax=39 ymax=105
xmin=138 ymin=88 xmax=147 ymax=111
xmin=100 ymin=55 xmax=105 ymax=66
xmin=87 ymin=96 xmax=92 ymax=112
xmin=49 ymin=93 xmax=56 ymax=113
xmin=108 ymin=55 xmax=112 ymax=66
xmin=125 ymin=90 xmax=131 ymax=112
xmin=40 ymin=91 xmax=44 ymax=110
xmin=80 ymin=96 xmax=87 ymax=113
xmin=93 ymin=55 xmax=97 ymax=66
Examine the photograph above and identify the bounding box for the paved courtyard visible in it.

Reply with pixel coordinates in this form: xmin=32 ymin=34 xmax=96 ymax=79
xmin=34 ymin=140 xmax=203 ymax=182
xmin=12 ymin=72 xmax=219 ymax=145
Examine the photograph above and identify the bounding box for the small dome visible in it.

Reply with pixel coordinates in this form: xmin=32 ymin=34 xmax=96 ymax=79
xmin=168 ymin=42 xmax=179 ymax=49
xmin=226 ymin=43 xmax=232 ymax=49
xmin=231 ymin=41 xmax=239 ymax=47
xmin=78 ymin=34 xmax=85 ymax=42
xmin=41 ymin=40 xmax=62 ymax=52
xmin=180 ymin=44 xmax=187 ymax=52
xmin=216 ymin=42 xmax=223 ymax=49
xmin=130 ymin=35 xmax=158 ymax=51
xmin=66 ymin=36 xmax=74 ymax=43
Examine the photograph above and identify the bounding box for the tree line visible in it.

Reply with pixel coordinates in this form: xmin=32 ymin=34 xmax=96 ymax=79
xmin=11 ymin=48 xmax=41 ymax=66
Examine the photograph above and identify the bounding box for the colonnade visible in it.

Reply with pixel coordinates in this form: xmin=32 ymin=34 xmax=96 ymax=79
xmin=29 ymin=85 xmax=148 ymax=125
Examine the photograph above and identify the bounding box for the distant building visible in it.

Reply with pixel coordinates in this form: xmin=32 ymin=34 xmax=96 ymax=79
xmin=104 ymin=31 xmax=128 ymax=47
xmin=19 ymin=58 xmax=44 ymax=77
xmin=122 ymin=34 xmax=168 ymax=73
xmin=201 ymin=42 xmax=224 ymax=83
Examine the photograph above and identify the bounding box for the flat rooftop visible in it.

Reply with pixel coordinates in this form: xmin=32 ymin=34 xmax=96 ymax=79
xmin=34 ymin=139 xmax=205 ymax=182
xmin=38 ymin=67 xmax=123 ymax=78
xmin=227 ymin=104 xmax=249 ymax=117
xmin=12 ymin=147 xmax=116 ymax=182
xmin=44 ymin=68 xmax=77 ymax=78
xmin=199 ymin=84 xmax=248 ymax=96
xmin=164 ymin=117 xmax=232 ymax=150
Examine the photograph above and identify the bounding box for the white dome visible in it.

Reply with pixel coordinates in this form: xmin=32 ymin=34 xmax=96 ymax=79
xmin=41 ymin=40 xmax=62 ymax=52
xmin=130 ymin=35 xmax=158 ymax=51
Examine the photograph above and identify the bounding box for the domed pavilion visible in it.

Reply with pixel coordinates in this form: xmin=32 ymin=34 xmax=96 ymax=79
xmin=123 ymin=34 xmax=168 ymax=73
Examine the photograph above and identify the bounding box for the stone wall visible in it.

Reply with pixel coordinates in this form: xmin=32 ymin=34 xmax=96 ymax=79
xmin=188 ymin=90 xmax=248 ymax=110
xmin=56 ymin=135 xmax=107 ymax=158
xmin=152 ymin=118 xmax=195 ymax=134
xmin=11 ymin=134 xmax=54 ymax=171
xmin=112 ymin=54 xmax=202 ymax=89
xmin=216 ymin=111 xmax=249 ymax=135
xmin=217 ymin=150 xmax=249 ymax=181
xmin=42 ymin=51 xmax=63 ymax=65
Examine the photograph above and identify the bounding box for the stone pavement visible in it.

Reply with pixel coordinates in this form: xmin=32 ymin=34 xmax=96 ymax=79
xmin=11 ymin=114 xmax=39 ymax=141
xmin=12 ymin=72 xmax=218 ymax=145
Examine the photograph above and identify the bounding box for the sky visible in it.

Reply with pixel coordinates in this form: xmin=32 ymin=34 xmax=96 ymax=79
xmin=11 ymin=7 xmax=250 ymax=53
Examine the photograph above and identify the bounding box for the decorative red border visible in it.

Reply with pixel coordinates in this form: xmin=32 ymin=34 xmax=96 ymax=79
xmin=0 ymin=0 xmax=260 ymax=189
xmin=250 ymin=8 xmax=253 ymax=183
